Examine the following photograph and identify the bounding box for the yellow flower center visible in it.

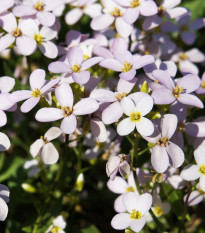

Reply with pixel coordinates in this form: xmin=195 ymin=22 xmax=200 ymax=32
xmin=153 ymin=206 xmax=163 ymax=217
xmin=130 ymin=210 xmax=142 ymax=219
xmin=172 ymin=85 xmax=184 ymax=98
xmin=126 ymin=186 xmax=135 ymax=192
xmin=61 ymin=106 xmax=73 ymax=117
xmin=12 ymin=28 xmax=22 ymax=37
xmin=115 ymin=92 xmax=127 ymax=101
xmin=83 ymin=54 xmax=90 ymax=60
xmin=34 ymin=1 xmax=44 ymax=11
xmin=110 ymin=7 xmax=123 ymax=17
xmin=144 ymin=50 xmax=150 ymax=55
xmin=31 ymin=88 xmax=42 ymax=98
xmin=130 ymin=0 xmax=140 ymax=8
xmin=200 ymin=81 xmax=205 ymax=89
xmin=120 ymin=154 xmax=127 ymax=162
xmin=156 ymin=137 xmax=170 ymax=147
xmin=180 ymin=24 xmax=188 ymax=32
xmin=158 ymin=6 xmax=165 ymax=17
xmin=40 ymin=136 xmax=49 ymax=144
xmin=130 ymin=112 xmax=141 ymax=122
xmin=177 ymin=122 xmax=185 ymax=132
xmin=72 ymin=64 xmax=81 ymax=73
xmin=179 ymin=52 xmax=188 ymax=61
xmin=51 ymin=226 xmax=61 ymax=233
xmin=34 ymin=34 xmax=43 ymax=45
xmin=199 ymin=165 xmax=205 ymax=175
xmin=121 ymin=61 xmax=132 ymax=72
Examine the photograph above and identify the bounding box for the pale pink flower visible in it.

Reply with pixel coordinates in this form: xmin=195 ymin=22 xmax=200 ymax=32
xmin=0 ymin=184 xmax=9 ymax=221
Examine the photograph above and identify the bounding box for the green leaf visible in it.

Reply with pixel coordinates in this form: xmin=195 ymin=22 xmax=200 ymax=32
xmin=81 ymin=225 xmax=100 ymax=233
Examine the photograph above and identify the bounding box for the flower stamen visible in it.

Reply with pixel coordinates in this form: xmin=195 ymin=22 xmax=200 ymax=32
xmin=110 ymin=7 xmax=123 ymax=17
xmin=51 ymin=226 xmax=61 ymax=233
xmin=156 ymin=137 xmax=170 ymax=147
xmin=126 ymin=186 xmax=135 ymax=192
xmin=199 ymin=165 xmax=205 ymax=175
xmin=173 ymin=85 xmax=184 ymax=98
xmin=130 ymin=210 xmax=142 ymax=219
xmin=12 ymin=28 xmax=22 ymax=37
xmin=31 ymin=88 xmax=42 ymax=98
xmin=121 ymin=61 xmax=132 ymax=72
xmin=72 ymin=64 xmax=81 ymax=73
xmin=115 ymin=92 xmax=127 ymax=101
xmin=34 ymin=1 xmax=44 ymax=11
xmin=130 ymin=0 xmax=140 ymax=8
xmin=34 ymin=34 xmax=43 ymax=45
xmin=61 ymin=106 xmax=73 ymax=117
xmin=153 ymin=206 xmax=163 ymax=217
xmin=130 ymin=112 xmax=141 ymax=122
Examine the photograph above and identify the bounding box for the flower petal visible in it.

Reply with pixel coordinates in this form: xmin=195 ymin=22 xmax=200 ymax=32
xmin=0 ymin=197 xmax=8 ymax=221
xmin=48 ymin=61 xmax=71 ymax=73
xmin=41 ymin=142 xmax=59 ymax=164
xmin=136 ymin=117 xmax=154 ymax=136
xmin=39 ymin=41 xmax=58 ymax=59
xmin=29 ymin=69 xmax=46 ymax=90
xmin=91 ymin=13 xmax=114 ymax=31
xmin=37 ymin=11 xmax=55 ymax=27
xmin=45 ymin=127 xmax=62 ymax=141
xmin=30 ymin=139 xmax=44 ymax=158
xmin=111 ymin=213 xmax=131 ymax=230
xmin=102 ymin=101 xmax=123 ymax=124
xmin=20 ymin=97 xmax=40 ymax=113
xmin=161 ymin=114 xmax=177 ymax=138
xmin=73 ymin=98 xmax=99 ymax=115
xmin=117 ymin=118 xmax=135 ymax=136
xmin=35 ymin=108 xmax=64 ymax=122
xmin=107 ymin=176 xmax=128 ymax=194
xmin=130 ymin=218 xmax=146 ymax=233
xmin=55 ymin=83 xmax=73 ymax=107
xmin=180 ymin=165 xmax=201 ymax=181
xmin=166 ymin=142 xmax=184 ymax=168
xmin=0 ymin=132 xmax=10 ymax=151
xmin=60 ymin=114 xmax=77 ymax=134
xmin=72 ymin=71 xmax=90 ymax=85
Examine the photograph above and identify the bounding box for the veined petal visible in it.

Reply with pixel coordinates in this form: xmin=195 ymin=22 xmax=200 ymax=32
xmin=72 ymin=71 xmax=90 ymax=85
xmin=117 ymin=118 xmax=135 ymax=136
xmin=151 ymin=145 xmax=169 ymax=173
xmin=107 ymin=177 xmax=128 ymax=194
xmin=67 ymin=47 xmax=83 ymax=67
xmin=178 ymin=94 xmax=203 ymax=109
xmin=81 ymin=57 xmax=103 ymax=70
xmin=55 ymin=83 xmax=73 ymax=107
xmin=135 ymin=96 xmax=153 ymax=116
xmin=130 ymin=218 xmax=146 ymax=233
xmin=102 ymin=101 xmax=123 ymax=124
xmin=120 ymin=97 xmax=135 ymax=116
xmin=180 ymin=165 xmax=201 ymax=181
xmin=136 ymin=117 xmax=154 ymax=136
xmin=37 ymin=11 xmax=55 ymax=27
xmin=45 ymin=127 xmax=62 ymax=141
xmin=65 ymin=8 xmax=83 ymax=25
xmin=100 ymin=58 xmax=122 ymax=71
xmin=20 ymin=97 xmax=40 ymax=113
xmin=30 ymin=139 xmax=44 ymax=158
xmin=161 ymin=114 xmax=177 ymax=138
xmin=152 ymin=88 xmax=175 ymax=105
xmin=41 ymin=142 xmax=59 ymax=164
xmin=60 ymin=114 xmax=77 ymax=134
xmin=91 ymin=13 xmax=114 ymax=31
xmin=166 ymin=142 xmax=184 ymax=168
xmin=40 ymin=41 xmax=58 ymax=59
xmin=30 ymin=69 xmax=46 ymax=90
xmin=123 ymin=192 xmax=139 ymax=212
xmin=73 ymin=98 xmax=99 ymax=115
xmin=48 ymin=61 xmax=71 ymax=73
xmin=35 ymin=108 xmax=64 ymax=122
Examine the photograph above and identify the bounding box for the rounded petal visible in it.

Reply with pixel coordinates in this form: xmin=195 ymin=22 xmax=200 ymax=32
xmin=100 ymin=58 xmax=122 ymax=72
xmin=73 ymin=98 xmax=99 ymax=115
xmin=35 ymin=108 xmax=64 ymax=122
xmin=151 ymin=145 xmax=169 ymax=173
xmin=123 ymin=192 xmax=139 ymax=212
xmin=48 ymin=61 xmax=71 ymax=73
xmin=30 ymin=69 xmax=46 ymax=90
xmin=120 ymin=96 xmax=135 ymax=116
xmin=16 ymin=36 xmax=36 ymax=56
xmin=10 ymin=90 xmax=32 ymax=102
xmin=115 ymin=17 xmax=133 ymax=38
xmin=111 ymin=213 xmax=131 ymax=230
xmin=107 ymin=176 xmax=128 ymax=194
xmin=0 ymin=198 xmax=8 ymax=221
xmin=130 ymin=218 xmax=146 ymax=233
xmin=135 ymin=96 xmax=153 ymax=116
xmin=123 ymin=8 xmax=139 ymax=24
xmin=119 ymin=69 xmax=136 ymax=81
xmin=67 ymin=47 xmax=83 ymax=67
xmin=12 ymin=5 xmax=36 ymax=17
xmin=37 ymin=11 xmax=55 ymax=27
xmin=20 ymin=97 xmax=40 ymax=113
xmin=117 ymin=78 xmax=136 ymax=94
xmin=45 ymin=127 xmax=62 ymax=141
xmin=90 ymin=89 xmax=116 ymax=103
xmin=40 ymin=26 xmax=57 ymax=40
xmin=60 ymin=114 xmax=77 ymax=134
xmin=55 ymin=83 xmax=73 ymax=107
xmin=177 ymin=74 xmax=200 ymax=93
xmin=178 ymin=94 xmax=203 ymax=108
xmin=65 ymin=8 xmax=83 ymax=25
xmin=0 ymin=76 xmax=15 ymax=93
xmin=0 ymin=34 xmax=15 ymax=53
xmin=166 ymin=142 xmax=184 ymax=168
xmin=114 ymin=195 xmax=126 ymax=213
xmin=180 ymin=165 xmax=201 ymax=181
xmin=72 ymin=71 xmax=90 ymax=85
xmin=117 ymin=118 xmax=135 ymax=136
xmin=0 ymin=110 xmax=7 ymax=127
xmin=199 ymin=176 xmax=205 ymax=192
xmin=0 ymin=0 xmax=14 ymax=14
xmin=152 ymin=70 xmax=175 ymax=89
xmin=41 ymin=142 xmax=59 ymax=164
xmin=90 ymin=118 xmax=107 ymax=143
xmin=30 ymin=139 xmax=44 ymax=158
xmin=0 ymin=132 xmax=10 ymax=151
xmin=152 ymin=88 xmax=175 ymax=105
xmin=39 ymin=41 xmax=58 ymax=59
xmin=91 ymin=13 xmax=114 ymax=31
xmin=102 ymin=101 xmax=123 ymax=124
xmin=194 ymin=146 xmax=205 ymax=167
xmin=186 ymin=190 xmax=203 ymax=206
xmin=136 ymin=117 xmax=154 ymax=136
xmin=139 ymin=1 xmax=158 ymax=16
xmin=181 ymin=32 xmax=195 ymax=45
xmin=81 ymin=57 xmax=103 ymax=70
xmin=161 ymin=114 xmax=177 ymax=138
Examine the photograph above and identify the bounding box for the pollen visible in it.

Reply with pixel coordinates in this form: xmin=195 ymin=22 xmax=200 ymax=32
xmin=158 ymin=6 xmax=165 ymax=17
xmin=51 ymin=226 xmax=61 ymax=233
xmin=199 ymin=165 xmax=205 ymax=175
xmin=31 ymin=88 xmax=42 ymax=98
xmin=130 ymin=112 xmax=141 ymax=122
xmin=173 ymin=85 xmax=184 ymax=98
xmin=110 ymin=7 xmax=123 ymax=17
xmin=153 ymin=206 xmax=163 ymax=217
xmin=179 ymin=52 xmax=188 ymax=61
xmin=115 ymin=92 xmax=127 ymax=101
xmin=83 ymin=54 xmax=90 ymax=60
xmin=200 ymin=81 xmax=205 ymax=89
xmin=34 ymin=1 xmax=44 ymax=11
xmin=34 ymin=34 xmax=43 ymax=45
xmin=156 ymin=137 xmax=170 ymax=147
xmin=126 ymin=186 xmax=135 ymax=192
xmin=130 ymin=210 xmax=142 ymax=220
xmin=61 ymin=106 xmax=73 ymax=117
xmin=12 ymin=28 xmax=22 ymax=37
xmin=40 ymin=136 xmax=49 ymax=144
xmin=121 ymin=61 xmax=132 ymax=72
xmin=130 ymin=0 xmax=140 ymax=8
xmin=72 ymin=64 xmax=81 ymax=73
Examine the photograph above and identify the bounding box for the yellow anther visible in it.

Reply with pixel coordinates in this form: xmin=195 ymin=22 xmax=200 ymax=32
xmin=130 ymin=210 xmax=142 ymax=219
xmin=110 ymin=7 xmax=123 ymax=17
xmin=34 ymin=34 xmax=43 ymax=45
xmin=130 ymin=0 xmax=140 ymax=8
xmin=61 ymin=106 xmax=73 ymax=117
xmin=200 ymin=81 xmax=205 ymax=89
xmin=34 ymin=1 xmax=44 ymax=11
xmin=130 ymin=112 xmax=141 ymax=122
xmin=158 ymin=6 xmax=165 ymax=17
xmin=173 ymin=85 xmax=184 ymax=98
xmin=40 ymin=136 xmax=49 ymax=144
xmin=199 ymin=165 xmax=205 ymax=175
xmin=179 ymin=52 xmax=188 ymax=61
xmin=153 ymin=206 xmax=163 ymax=217
xmin=12 ymin=28 xmax=22 ymax=37
xmin=177 ymin=122 xmax=185 ymax=132
xmin=121 ymin=61 xmax=132 ymax=72
xmin=83 ymin=54 xmax=90 ymax=60
xmin=31 ymin=88 xmax=42 ymax=98
xmin=120 ymin=154 xmax=127 ymax=162
xmin=126 ymin=186 xmax=135 ymax=192
xmin=51 ymin=226 xmax=61 ymax=233
xmin=72 ymin=64 xmax=81 ymax=73
xmin=156 ymin=137 xmax=170 ymax=147
xmin=115 ymin=92 xmax=127 ymax=101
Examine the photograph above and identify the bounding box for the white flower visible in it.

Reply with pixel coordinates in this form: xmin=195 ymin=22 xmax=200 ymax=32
xmin=46 ymin=215 xmax=66 ymax=233
xmin=117 ymin=96 xmax=154 ymax=136
xmin=0 ymin=184 xmax=9 ymax=221
xmin=30 ymin=127 xmax=62 ymax=164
